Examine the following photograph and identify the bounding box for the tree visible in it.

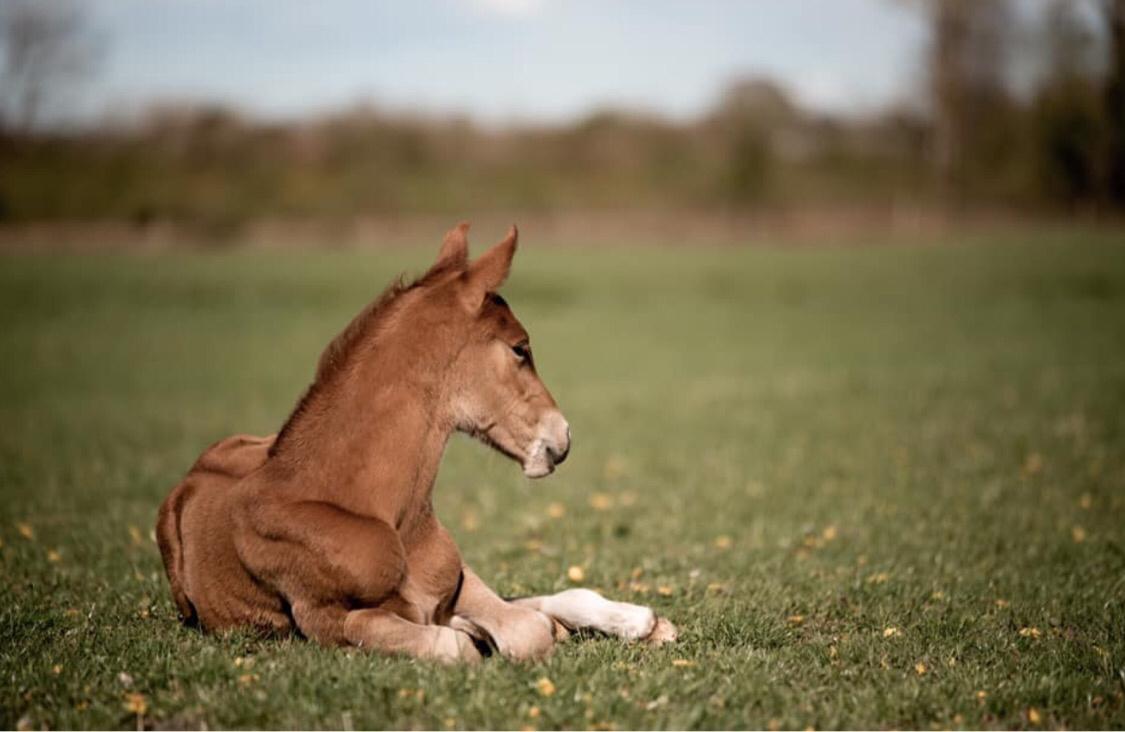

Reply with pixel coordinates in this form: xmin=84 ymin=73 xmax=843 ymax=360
xmin=1106 ymin=0 xmax=1125 ymax=206
xmin=709 ymin=79 xmax=794 ymax=207
xmin=0 ymin=0 xmax=100 ymax=133
xmin=927 ymin=0 xmax=1017 ymax=203
xmin=1030 ymin=0 xmax=1104 ymax=206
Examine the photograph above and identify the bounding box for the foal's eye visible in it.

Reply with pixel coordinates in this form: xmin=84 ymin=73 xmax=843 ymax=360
xmin=511 ymin=343 xmax=530 ymax=362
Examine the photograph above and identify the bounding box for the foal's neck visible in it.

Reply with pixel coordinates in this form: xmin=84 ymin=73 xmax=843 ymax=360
xmin=272 ymin=346 xmax=453 ymax=527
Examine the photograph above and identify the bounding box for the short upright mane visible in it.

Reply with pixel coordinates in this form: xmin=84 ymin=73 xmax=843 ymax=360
xmin=314 ymin=277 xmax=409 ymax=384
xmin=269 ymin=260 xmax=460 ymax=456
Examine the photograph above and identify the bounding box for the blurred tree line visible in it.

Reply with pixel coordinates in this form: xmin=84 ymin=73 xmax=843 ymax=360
xmin=930 ymin=0 xmax=1123 ymax=210
xmin=0 ymin=0 xmax=1122 ymax=229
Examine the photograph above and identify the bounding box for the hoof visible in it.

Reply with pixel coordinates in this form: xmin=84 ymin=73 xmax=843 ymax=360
xmin=551 ymin=618 xmax=571 ymax=642
xmin=643 ymin=616 xmax=678 ymax=646
xmin=431 ymin=627 xmax=483 ymax=665
xmin=456 ymin=630 xmax=485 ymax=665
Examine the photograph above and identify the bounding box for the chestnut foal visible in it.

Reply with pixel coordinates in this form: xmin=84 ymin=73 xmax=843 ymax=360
xmin=156 ymin=224 xmax=675 ymax=663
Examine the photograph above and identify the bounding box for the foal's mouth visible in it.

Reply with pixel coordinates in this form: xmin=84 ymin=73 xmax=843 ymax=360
xmin=524 ymin=455 xmax=556 ymax=479
xmin=469 ymin=425 xmax=545 ymax=476
xmin=467 ymin=421 xmax=567 ymax=479
xmin=522 ymin=437 xmax=565 ymax=479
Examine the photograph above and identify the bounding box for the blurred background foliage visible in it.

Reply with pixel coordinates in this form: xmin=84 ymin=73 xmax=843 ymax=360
xmin=0 ymin=0 xmax=1123 ymax=236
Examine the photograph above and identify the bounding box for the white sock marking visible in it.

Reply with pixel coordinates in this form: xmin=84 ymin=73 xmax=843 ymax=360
xmin=533 ymin=588 xmax=655 ymax=639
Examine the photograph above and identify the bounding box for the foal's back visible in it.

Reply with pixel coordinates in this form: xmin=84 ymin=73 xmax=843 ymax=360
xmin=192 ymin=434 xmax=275 ymax=478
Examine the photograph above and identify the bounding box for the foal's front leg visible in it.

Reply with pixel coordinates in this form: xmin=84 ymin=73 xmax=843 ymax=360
xmin=450 ymin=567 xmax=678 ymax=660
xmin=450 ymin=566 xmax=558 ymax=661
xmin=511 ymin=589 xmax=678 ymax=644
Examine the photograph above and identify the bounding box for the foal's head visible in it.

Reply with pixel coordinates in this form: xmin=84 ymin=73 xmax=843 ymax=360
xmin=413 ymin=223 xmax=570 ymax=478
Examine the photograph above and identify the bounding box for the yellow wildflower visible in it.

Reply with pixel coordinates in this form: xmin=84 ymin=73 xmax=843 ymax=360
xmin=588 ymin=493 xmax=613 ymax=511
xmin=603 ymin=455 xmax=627 ymax=480
xmin=123 ymin=693 xmax=147 ymax=715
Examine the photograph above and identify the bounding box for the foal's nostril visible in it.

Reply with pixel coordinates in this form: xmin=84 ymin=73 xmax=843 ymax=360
xmin=550 ymin=432 xmax=570 ymax=465
xmin=543 ymin=415 xmax=570 ymax=466
xmin=552 ymin=443 xmax=570 ymax=465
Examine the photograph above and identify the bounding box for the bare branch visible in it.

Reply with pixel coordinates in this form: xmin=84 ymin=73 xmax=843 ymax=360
xmin=1 ymin=0 xmax=101 ymax=133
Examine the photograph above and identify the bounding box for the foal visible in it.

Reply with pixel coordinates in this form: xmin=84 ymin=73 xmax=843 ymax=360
xmin=156 ymin=224 xmax=675 ymax=663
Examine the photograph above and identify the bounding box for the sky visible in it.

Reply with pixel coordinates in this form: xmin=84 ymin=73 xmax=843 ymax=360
xmin=49 ymin=0 xmax=1095 ymax=128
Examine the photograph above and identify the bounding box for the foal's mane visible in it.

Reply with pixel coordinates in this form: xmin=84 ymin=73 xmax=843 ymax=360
xmin=269 ymin=259 xmax=461 ymax=457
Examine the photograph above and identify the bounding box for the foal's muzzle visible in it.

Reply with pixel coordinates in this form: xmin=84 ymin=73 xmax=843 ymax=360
xmin=524 ymin=410 xmax=571 ymax=479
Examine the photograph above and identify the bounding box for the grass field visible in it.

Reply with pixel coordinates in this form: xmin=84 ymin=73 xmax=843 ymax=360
xmin=2 ymin=227 xmax=1124 ymax=730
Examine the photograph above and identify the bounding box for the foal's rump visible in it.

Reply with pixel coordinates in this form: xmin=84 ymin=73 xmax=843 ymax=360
xmin=155 ymin=434 xmax=275 ymax=627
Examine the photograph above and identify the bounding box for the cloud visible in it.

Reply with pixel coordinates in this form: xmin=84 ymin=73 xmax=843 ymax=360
xmin=471 ymin=0 xmax=544 ymax=17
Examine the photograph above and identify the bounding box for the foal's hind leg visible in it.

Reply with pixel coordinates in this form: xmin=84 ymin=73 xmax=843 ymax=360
xmin=343 ymin=607 xmax=481 ymax=663
xmin=236 ymin=498 xmax=480 ymax=663
xmin=512 ymin=589 xmax=678 ymax=644
xmin=288 ymin=602 xmax=481 ymax=664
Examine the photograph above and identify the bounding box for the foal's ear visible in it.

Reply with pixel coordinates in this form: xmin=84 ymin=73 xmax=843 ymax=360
xmin=434 ymin=221 xmax=471 ymax=270
xmin=464 ymin=225 xmax=518 ymax=304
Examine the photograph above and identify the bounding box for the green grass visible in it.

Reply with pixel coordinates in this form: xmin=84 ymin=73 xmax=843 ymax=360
xmin=2 ymin=227 xmax=1124 ymax=730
